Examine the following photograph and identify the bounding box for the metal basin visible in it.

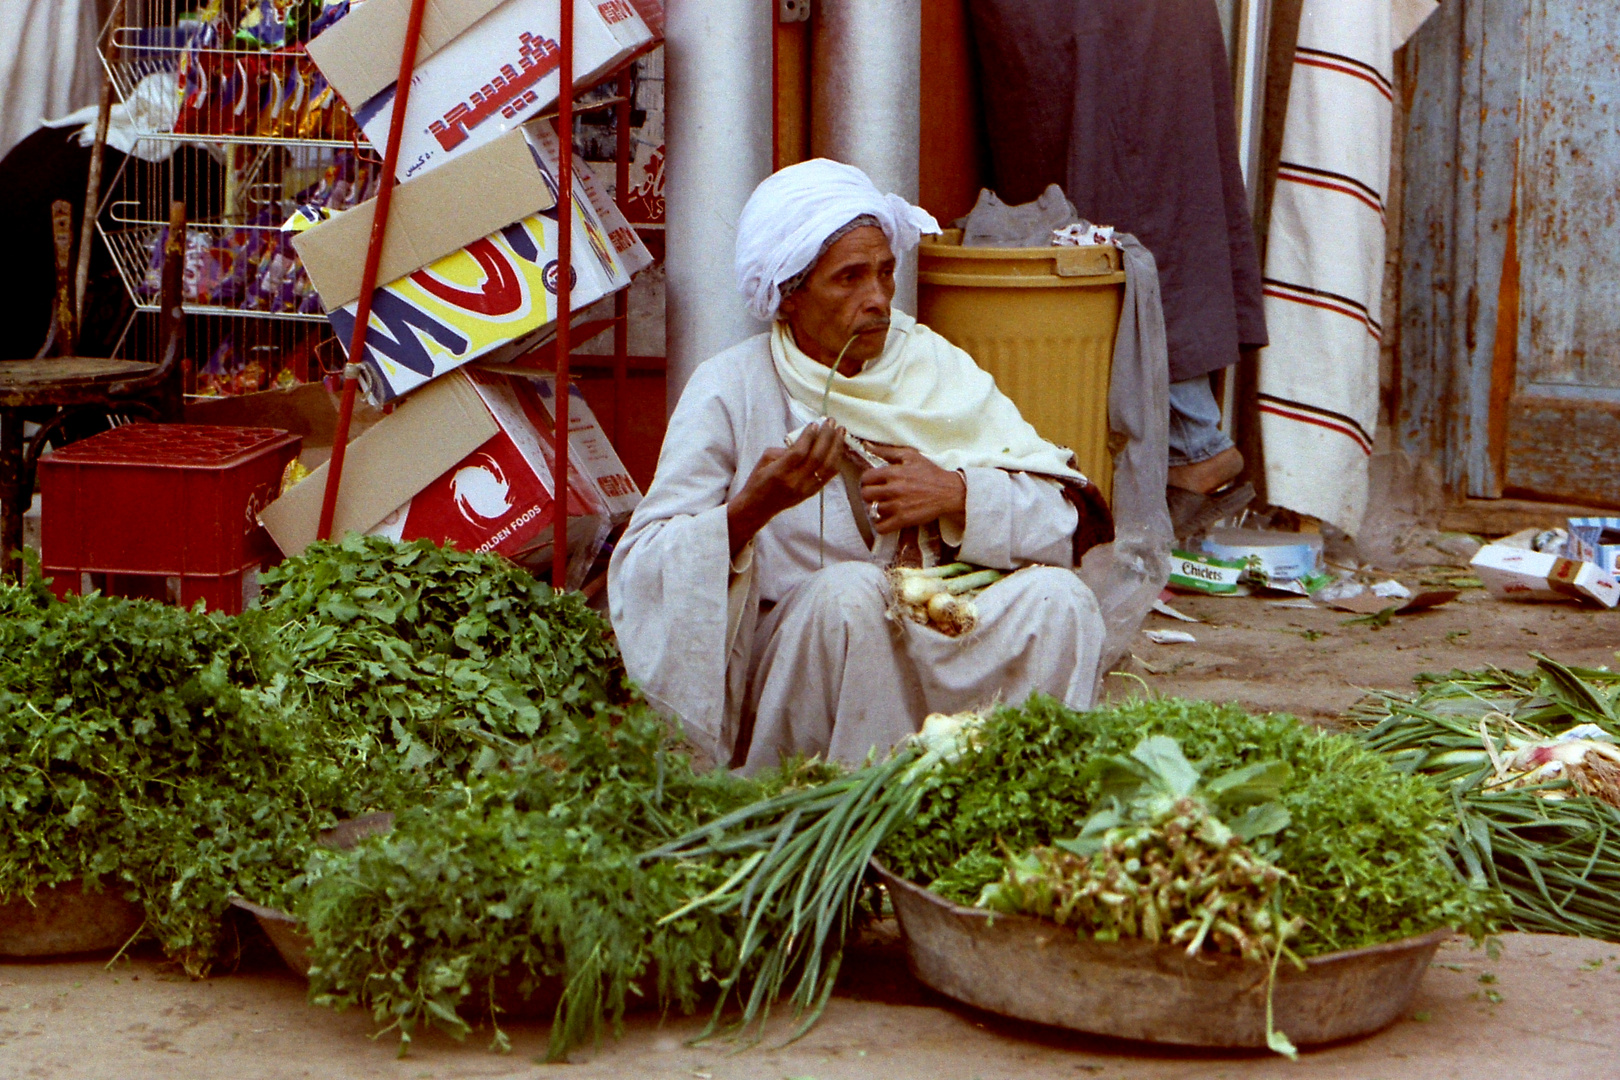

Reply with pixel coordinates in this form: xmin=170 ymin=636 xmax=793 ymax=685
xmin=872 ymin=861 xmax=1450 ymax=1048
xmin=0 ymin=880 xmax=145 ymax=958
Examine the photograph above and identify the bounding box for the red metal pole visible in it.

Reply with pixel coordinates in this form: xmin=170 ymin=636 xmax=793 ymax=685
xmin=552 ymin=0 xmax=575 ymax=588
xmin=316 ymin=0 xmax=431 ymax=542
xmin=612 ymin=67 xmax=632 ymax=449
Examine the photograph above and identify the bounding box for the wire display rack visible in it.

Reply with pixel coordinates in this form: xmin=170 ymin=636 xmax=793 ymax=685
xmin=102 ymin=0 xmax=364 ymax=148
xmin=95 ymin=0 xmax=376 ymax=391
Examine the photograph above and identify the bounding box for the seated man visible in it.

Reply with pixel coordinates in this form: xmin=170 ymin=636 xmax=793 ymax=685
xmin=609 ymin=159 xmax=1109 ymax=772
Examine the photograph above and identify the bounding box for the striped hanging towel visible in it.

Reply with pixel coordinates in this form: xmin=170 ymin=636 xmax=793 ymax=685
xmin=1257 ymin=0 xmax=1437 ymax=533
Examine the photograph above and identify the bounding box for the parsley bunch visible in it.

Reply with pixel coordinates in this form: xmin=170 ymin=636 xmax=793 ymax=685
xmin=298 ymin=706 xmax=769 ymax=1061
xmin=260 ymin=536 xmax=633 ymax=787
xmin=0 ymin=570 xmax=345 ymax=972
xmin=0 ymin=538 xmax=642 ymax=977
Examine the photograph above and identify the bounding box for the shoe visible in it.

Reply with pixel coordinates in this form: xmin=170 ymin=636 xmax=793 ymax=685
xmin=1168 ymin=480 xmax=1255 ymax=544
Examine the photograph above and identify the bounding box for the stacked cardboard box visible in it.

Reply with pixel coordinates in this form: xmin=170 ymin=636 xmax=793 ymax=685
xmin=268 ymin=1 xmax=655 ymax=580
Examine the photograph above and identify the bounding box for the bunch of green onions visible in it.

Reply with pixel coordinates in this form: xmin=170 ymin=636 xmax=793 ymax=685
xmin=642 ymin=717 xmax=978 ymax=1041
xmin=1352 ymin=654 xmax=1620 ymax=941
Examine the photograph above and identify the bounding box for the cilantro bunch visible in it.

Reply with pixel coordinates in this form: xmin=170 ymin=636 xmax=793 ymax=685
xmin=260 ymin=536 xmax=632 ymax=787
xmin=880 ymin=696 xmax=1502 ymax=956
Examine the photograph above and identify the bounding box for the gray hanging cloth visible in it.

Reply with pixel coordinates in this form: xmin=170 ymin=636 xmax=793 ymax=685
xmin=968 ymin=0 xmax=1267 ymax=382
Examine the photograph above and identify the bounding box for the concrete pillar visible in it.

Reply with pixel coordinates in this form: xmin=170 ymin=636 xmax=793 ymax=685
xmin=812 ymin=0 xmax=922 ymax=313
xmin=663 ymin=0 xmax=774 ymax=409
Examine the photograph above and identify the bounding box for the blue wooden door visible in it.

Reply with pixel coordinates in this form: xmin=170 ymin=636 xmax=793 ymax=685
xmin=1399 ymin=0 xmax=1620 ymax=508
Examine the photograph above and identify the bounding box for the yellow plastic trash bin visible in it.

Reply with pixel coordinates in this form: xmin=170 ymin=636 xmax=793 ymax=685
xmin=916 ymin=229 xmax=1125 ymax=500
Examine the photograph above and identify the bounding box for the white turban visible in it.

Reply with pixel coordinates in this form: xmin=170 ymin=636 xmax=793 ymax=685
xmin=735 ymin=159 xmax=941 ymax=322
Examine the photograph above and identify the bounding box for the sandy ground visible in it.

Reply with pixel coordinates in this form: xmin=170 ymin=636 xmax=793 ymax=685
xmin=3 ymin=576 xmax=1617 ymax=1080
xmin=1 ymin=931 xmax=1617 ymax=1079
xmin=1112 ymin=575 xmax=1620 ymax=722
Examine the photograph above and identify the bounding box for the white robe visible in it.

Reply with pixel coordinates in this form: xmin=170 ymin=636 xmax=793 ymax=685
xmin=608 ymin=329 xmax=1105 ymax=770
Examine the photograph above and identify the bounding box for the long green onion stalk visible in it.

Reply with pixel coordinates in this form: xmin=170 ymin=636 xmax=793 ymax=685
xmin=1352 ymin=654 xmax=1620 ymax=941
xmin=644 ymin=736 xmax=951 ymax=1041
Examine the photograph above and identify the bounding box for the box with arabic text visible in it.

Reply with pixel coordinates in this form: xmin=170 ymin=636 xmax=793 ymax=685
xmin=309 ymin=0 xmax=653 ymax=183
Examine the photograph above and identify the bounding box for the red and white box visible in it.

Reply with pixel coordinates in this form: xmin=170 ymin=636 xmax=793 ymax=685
xmin=260 ymin=368 xmax=621 ymax=582
xmin=1471 ymin=543 xmax=1620 ymax=608
xmin=310 ymin=0 xmax=653 ymax=183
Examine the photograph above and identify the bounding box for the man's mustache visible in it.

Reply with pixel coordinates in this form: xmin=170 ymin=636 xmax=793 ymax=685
xmin=853 ymin=318 xmax=890 ymax=335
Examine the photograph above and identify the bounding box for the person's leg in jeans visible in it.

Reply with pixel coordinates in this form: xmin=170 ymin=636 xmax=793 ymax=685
xmin=1166 ymin=371 xmax=1243 ymax=494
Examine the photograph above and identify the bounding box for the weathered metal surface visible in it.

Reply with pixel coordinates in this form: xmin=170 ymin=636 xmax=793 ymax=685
xmin=812 ymin=0 xmax=922 ymax=314
xmin=1516 ymin=1 xmax=1620 ymax=395
xmin=663 ymin=0 xmax=773 ymax=409
xmin=0 ymin=881 xmax=145 ymax=958
xmin=1498 ymin=0 xmax=1620 ymax=506
xmin=873 ymin=862 xmax=1448 ymax=1048
xmin=231 ymin=897 xmax=312 ymax=976
xmin=1401 ymin=0 xmax=1620 ymax=506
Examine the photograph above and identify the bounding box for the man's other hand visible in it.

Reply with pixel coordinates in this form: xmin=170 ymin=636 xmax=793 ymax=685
xmin=859 ymin=445 xmax=967 ymax=535
xmin=727 ymin=420 xmax=844 ymax=557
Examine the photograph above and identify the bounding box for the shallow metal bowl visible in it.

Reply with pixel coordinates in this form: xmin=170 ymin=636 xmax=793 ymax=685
xmin=872 ymin=861 xmax=1450 ymax=1048
xmin=0 ymin=880 xmax=146 ymax=958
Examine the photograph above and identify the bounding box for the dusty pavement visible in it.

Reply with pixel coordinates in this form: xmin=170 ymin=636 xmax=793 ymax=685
xmin=1 ymin=932 xmax=1617 ymax=1079
xmin=3 ymin=573 xmax=1618 ymax=1080
xmin=1111 ymin=571 xmax=1620 ymax=721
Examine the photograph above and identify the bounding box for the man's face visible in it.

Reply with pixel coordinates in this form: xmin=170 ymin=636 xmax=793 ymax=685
xmin=779 ymin=225 xmax=896 ymax=371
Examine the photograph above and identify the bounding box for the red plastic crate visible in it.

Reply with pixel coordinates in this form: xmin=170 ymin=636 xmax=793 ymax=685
xmin=42 ymin=563 xmax=265 ymax=615
xmin=39 ymin=423 xmax=302 ymax=580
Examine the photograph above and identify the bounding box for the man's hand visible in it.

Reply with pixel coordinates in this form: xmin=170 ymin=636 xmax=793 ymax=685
xmin=727 ymin=420 xmax=845 ymax=558
xmin=859 ymin=445 xmax=966 ymax=535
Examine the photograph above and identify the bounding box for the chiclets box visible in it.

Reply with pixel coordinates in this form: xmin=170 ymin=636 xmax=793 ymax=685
xmin=308 ymin=0 xmax=653 ymax=183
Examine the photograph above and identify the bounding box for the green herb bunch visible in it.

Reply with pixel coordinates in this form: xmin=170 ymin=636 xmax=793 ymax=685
xmin=298 ymin=705 xmax=770 ymax=1061
xmin=880 ymin=696 xmax=1501 ymax=955
xmin=0 ymin=538 xmax=641 ymax=977
xmin=260 ymin=536 xmax=632 ymax=789
xmin=0 ymin=570 xmax=346 ymax=972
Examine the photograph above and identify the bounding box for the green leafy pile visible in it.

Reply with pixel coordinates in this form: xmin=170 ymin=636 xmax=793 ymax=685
xmin=880 ymin=696 xmax=1501 ymax=956
xmin=0 ymin=538 xmax=639 ymax=976
xmin=260 ymin=536 xmax=632 ymax=788
xmin=297 ymin=706 xmax=779 ymax=1061
xmin=0 ymin=570 xmax=346 ymax=972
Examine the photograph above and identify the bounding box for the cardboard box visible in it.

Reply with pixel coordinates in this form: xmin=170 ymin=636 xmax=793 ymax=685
xmin=1470 ymin=543 xmax=1620 ymax=608
xmin=290 ymin=128 xmax=556 ymax=310
xmin=1565 ymin=517 xmax=1620 ymax=576
xmin=1200 ymin=528 xmax=1324 ymax=587
xmin=308 ymin=0 xmax=508 ymax=114
xmin=259 ymin=369 xmax=616 ymax=580
xmin=369 ymin=370 xmax=605 ymax=570
xmin=485 ymin=367 xmax=641 ymax=524
xmin=311 ymin=0 xmax=652 ymax=182
xmin=299 ymin=125 xmax=636 ymax=407
xmin=1168 ymin=549 xmax=1245 ymax=595
xmin=526 ymin=121 xmax=652 ymax=277
xmin=259 ymin=371 xmax=501 ymax=555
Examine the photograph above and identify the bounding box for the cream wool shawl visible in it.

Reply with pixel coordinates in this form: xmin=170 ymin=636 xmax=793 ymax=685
xmin=770 ymin=311 xmax=1086 ymax=483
